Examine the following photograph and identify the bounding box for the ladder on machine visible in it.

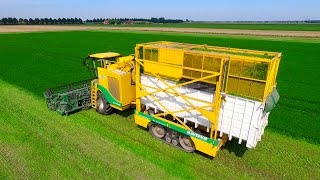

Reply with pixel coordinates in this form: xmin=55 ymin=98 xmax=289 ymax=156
xmin=91 ymin=79 xmax=98 ymax=109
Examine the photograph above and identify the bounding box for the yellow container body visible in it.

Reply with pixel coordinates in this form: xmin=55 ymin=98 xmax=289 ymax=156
xmin=134 ymin=41 xmax=281 ymax=157
xmin=136 ymin=41 xmax=281 ymax=101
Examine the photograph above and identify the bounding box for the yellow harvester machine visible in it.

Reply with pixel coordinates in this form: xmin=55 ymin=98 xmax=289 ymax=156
xmin=44 ymin=41 xmax=281 ymax=157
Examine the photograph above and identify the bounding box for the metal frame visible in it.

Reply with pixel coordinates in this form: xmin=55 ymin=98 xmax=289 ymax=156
xmin=134 ymin=43 xmax=230 ymax=156
xmin=133 ymin=41 xmax=281 ymax=157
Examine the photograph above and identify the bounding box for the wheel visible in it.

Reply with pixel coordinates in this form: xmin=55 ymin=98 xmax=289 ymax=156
xmin=165 ymin=133 xmax=172 ymax=143
xmin=172 ymin=138 xmax=179 ymax=146
xmin=148 ymin=109 xmax=155 ymax=115
xmin=179 ymin=135 xmax=195 ymax=152
xmin=130 ymin=103 xmax=136 ymax=109
xmin=150 ymin=124 xmax=166 ymax=139
xmin=96 ymin=93 xmax=113 ymax=115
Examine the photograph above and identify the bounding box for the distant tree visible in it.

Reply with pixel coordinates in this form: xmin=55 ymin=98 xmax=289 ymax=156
xmin=2 ymin=18 xmax=8 ymax=24
xmin=159 ymin=17 xmax=165 ymax=23
xmin=34 ymin=18 xmax=40 ymax=24
xmin=13 ymin=18 xmax=18 ymax=24
xmin=109 ymin=18 xmax=121 ymax=25
xmin=62 ymin=18 xmax=66 ymax=24
xmin=29 ymin=18 xmax=34 ymax=24
xmin=109 ymin=19 xmax=116 ymax=25
xmin=44 ymin=18 xmax=49 ymax=25
xmin=23 ymin=19 xmax=29 ymax=24
xmin=74 ymin=18 xmax=83 ymax=24
xmin=7 ymin=18 xmax=12 ymax=24
xmin=70 ymin=18 xmax=75 ymax=24
xmin=18 ymin=18 xmax=24 ymax=24
xmin=39 ymin=18 xmax=44 ymax=25
xmin=7 ymin=18 xmax=13 ymax=24
xmin=48 ymin=18 xmax=53 ymax=24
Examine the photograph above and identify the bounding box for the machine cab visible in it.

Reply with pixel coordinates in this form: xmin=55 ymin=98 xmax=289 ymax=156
xmin=84 ymin=52 xmax=121 ymax=77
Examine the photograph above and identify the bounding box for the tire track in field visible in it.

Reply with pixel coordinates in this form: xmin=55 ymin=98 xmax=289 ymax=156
xmin=0 ymin=83 xmax=180 ymax=179
xmin=78 ymin=106 xmax=320 ymax=179
xmin=259 ymin=140 xmax=320 ymax=178
xmin=1 ymin=80 xmax=320 ymax=179
xmin=1 ymin=101 xmax=112 ymax=179
xmin=2 ymin=105 xmax=163 ymax=179
xmin=1 ymin=104 xmax=115 ymax=179
xmin=263 ymin=141 xmax=320 ymax=168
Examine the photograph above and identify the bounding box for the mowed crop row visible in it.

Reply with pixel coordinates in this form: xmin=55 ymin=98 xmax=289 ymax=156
xmin=0 ymin=31 xmax=319 ymax=144
xmin=1 ymin=79 xmax=320 ymax=179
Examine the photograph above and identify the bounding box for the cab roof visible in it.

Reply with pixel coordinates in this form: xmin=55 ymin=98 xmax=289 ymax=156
xmin=89 ymin=52 xmax=121 ymax=59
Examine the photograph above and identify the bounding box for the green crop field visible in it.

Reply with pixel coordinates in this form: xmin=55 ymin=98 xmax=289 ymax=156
xmin=1 ymin=31 xmax=320 ymax=179
xmin=91 ymin=23 xmax=320 ymax=31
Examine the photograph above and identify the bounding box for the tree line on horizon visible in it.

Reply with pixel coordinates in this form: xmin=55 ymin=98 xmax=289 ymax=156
xmin=1 ymin=17 xmax=319 ymax=25
xmin=0 ymin=17 xmax=84 ymax=25
xmin=86 ymin=17 xmax=184 ymax=24
xmin=0 ymin=17 xmax=184 ymax=25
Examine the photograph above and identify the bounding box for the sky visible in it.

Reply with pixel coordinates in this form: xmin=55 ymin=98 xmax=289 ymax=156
xmin=0 ymin=0 xmax=319 ymax=21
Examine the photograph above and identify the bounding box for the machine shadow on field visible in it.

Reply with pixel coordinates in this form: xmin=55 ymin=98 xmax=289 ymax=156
xmin=222 ymin=139 xmax=248 ymax=157
xmin=116 ymin=108 xmax=135 ymax=118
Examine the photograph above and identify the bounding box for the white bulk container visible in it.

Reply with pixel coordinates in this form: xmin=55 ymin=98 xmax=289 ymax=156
xmin=141 ymin=74 xmax=268 ymax=148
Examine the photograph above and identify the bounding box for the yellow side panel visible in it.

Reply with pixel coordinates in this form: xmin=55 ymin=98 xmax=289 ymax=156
xmin=143 ymin=48 xmax=184 ymax=80
xmin=191 ymin=137 xmax=219 ymax=157
xmin=98 ymin=68 xmax=135 ymax=108
xmin=158 ymin=48 xmax=184 ymax=65
xmin=144 ymin=62 xmax=182 ymax=81
xmin=134 ymin=114 xmax=150 ymax=128
xmin=119 ymin=72 xmax=136 ymax=107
